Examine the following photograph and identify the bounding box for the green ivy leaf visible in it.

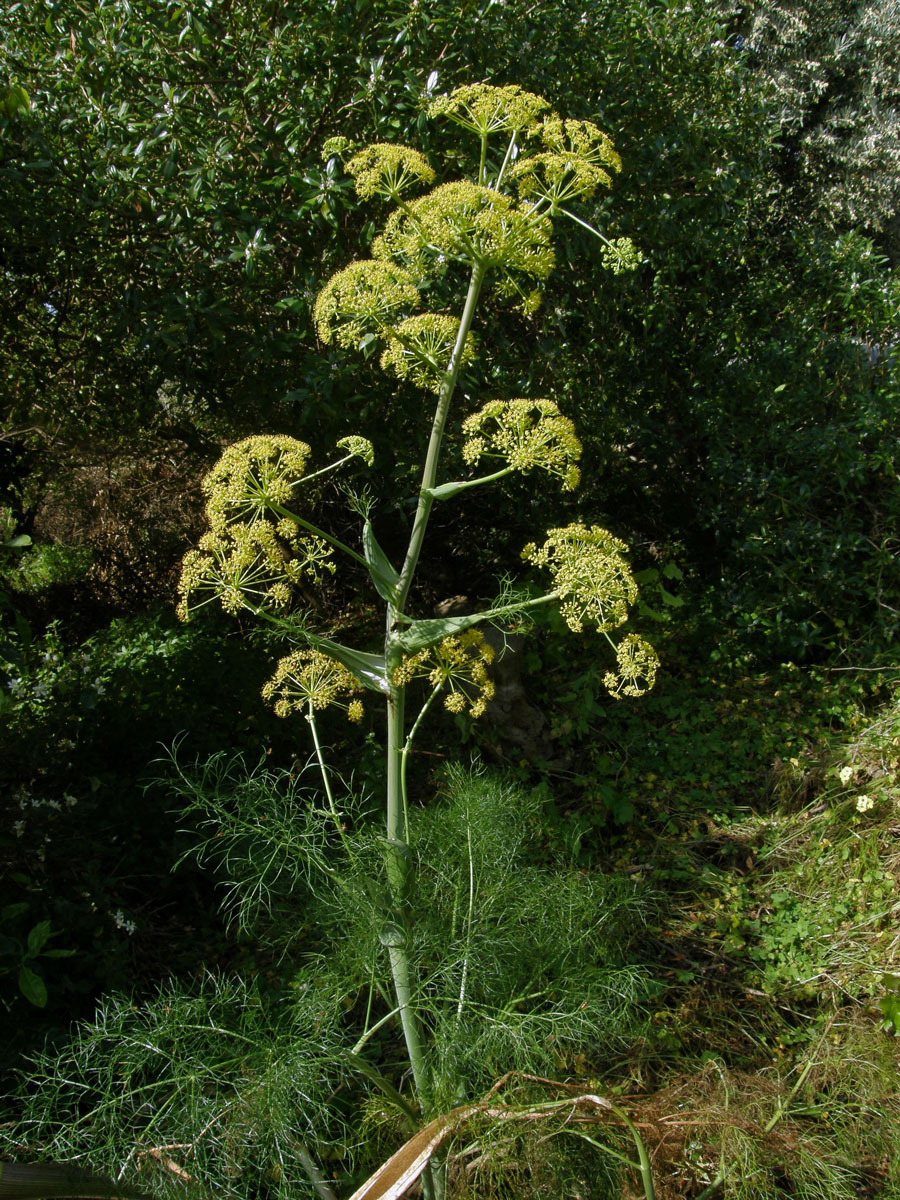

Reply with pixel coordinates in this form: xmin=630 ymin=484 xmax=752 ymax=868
xmin=18 ymin=965 xmax=47 ymax=1008
xmin=26 ymin=920 xmax=52 ymax=957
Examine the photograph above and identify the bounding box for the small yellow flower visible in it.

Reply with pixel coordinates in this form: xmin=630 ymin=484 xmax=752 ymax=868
xmin=177 ymin=536 xmax=319 ymax=621
xmin=599 ymin=237 xmax=643 ymax=275
xmin=374 ymin=181 xmax=554 ymax=279
xmin=603 ymin=634 xmax=660 ymax=700
xmin=337 ymin=436 xmax=375 ymax=466
xmin=321 ymin=136 xmax=352 ymax=161
xmin=380 ymin=314 xmax=475 ymax=393
xmin=177 ymin=435 xmax=337 ymax=621
xmin=512 ymin=115 xmax=621 ymax=208
xmin=427 ymin=84 xmax=550 ymax=137
xmin=202 ymin=435 xmax=311 ymax=533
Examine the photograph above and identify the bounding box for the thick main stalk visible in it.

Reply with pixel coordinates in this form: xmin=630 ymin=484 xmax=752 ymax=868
xmin=395 ymin=261 xmax=486 ymax=613
xmin=380 ymin=259 xmax=486 ymax=1138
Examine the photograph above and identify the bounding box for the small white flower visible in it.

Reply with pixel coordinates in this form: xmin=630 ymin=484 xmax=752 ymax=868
xmin=856 ymin=794 xmax=874 ymax=813
xmin=838 ymin=765 xmax=854 ymax=785
xmin=13 ymin=820 xmax=25 ymax=837
xmin=113 ymin=909 xmax=137 ymax=936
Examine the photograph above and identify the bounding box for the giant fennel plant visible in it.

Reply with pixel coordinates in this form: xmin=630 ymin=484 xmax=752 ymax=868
xmin=173 ymin=83 xmax=657 ymax=1197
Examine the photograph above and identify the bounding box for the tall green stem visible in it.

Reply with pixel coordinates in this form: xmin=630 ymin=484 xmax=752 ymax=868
xmin=395 ymin=261 xmax=487 ymax=613
xmin=384 ymin=675 xmax=439 ymax=1200
xmin=378 ymin=260 xmax=487 ymax=1200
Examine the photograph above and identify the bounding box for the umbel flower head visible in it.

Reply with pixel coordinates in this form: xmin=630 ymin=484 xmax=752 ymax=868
xmin=512 ymin=116 xmax=622 ymax=207
xmin=202 ymin=435 xmax=312 ymax=534
xmin=374 ymin=182 xmax=554 ymax=279
xmin=427 ymin=83 xmax=550 ymax=137
xmin=346 ymin=143 xmax=435 ymax=201
xmin=177 ymin=525 xmax=333 ymax=621
xmin=603 ymin=633 xmax=659 ymax=700
xmin=522 ymin=523 xmax=638 ymax=633
xmin=599 ymin=237 xmax=644 ymax=275
xmin=321 ymin=136 xmax=353 ymax=161
xmin=336 ymin=435 xmax=375 ymax=467
xmin=177 ymin=435 xmax=336 ymax=621
xmin=313 ymin=260 xmax=420 ymax=348
xmin=380 ymin=314 xmax=475 ymax=393
xmin=393 ymin=629 xmax=495 ymax=718
xmin=263 ymin=649 xmax=363 ymax=721
xmin=462 ymin=398 xmax=582 ymax=490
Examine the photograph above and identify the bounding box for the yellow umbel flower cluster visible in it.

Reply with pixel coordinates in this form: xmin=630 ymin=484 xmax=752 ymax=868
xmin=380 ymin=314 xmax=474 ymax=393
xmin=262 ymin=649 xmax=363 ymax=721
xmin=393 ymin=629 xmax=495 ymax=718
xmin=336 ymin=435 xmax=375 ymax=466
xmin=603 ymin=634 xmax=660 ymax=700
xmin=177 ymin=525 xmax=332 ymax=620
xmin=177 ymin=435 xmax=334 ymax=621
xmin=461 ymin=398 xmax=582 ymax=490
xmin=522 ymin=523 xmax=638 ymax=633
xmin=599 ymin=237 xmax=644 ymax=275
xmin=427 ymin=83 xmax=549 ymax=137
xmin=313 ymin=260 xmax=420 ymax=348
xmin=346 ymin=143 xmax=435 ymax=201
xmin=321 ymin=136 xmax=352 ymax=161
xmin=512 ymin=116 xmax=622 ymax=208
xmin=202 ymin=435 xmax=311 ymax=533
xmin=374 ymin=181 xmax=555 ymax=278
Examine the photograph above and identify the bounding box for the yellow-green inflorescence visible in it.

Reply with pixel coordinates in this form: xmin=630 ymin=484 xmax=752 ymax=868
xmin=203 ymin=435 xmax=312 ymax=531
xmin=336 ymin=435 xmax=376 ymax=467
xmin=346 ymin=143 xmax=435 ymax=201
xmin=380 ymin=314 xmax=475 ymax=393
xmin=312 ymin=83 xmax=635 ymax=388
xmin=393 ymin=629 xmax=496 ymax=718
xmin=313 ymin=259 xmax=420 ymax=348
xmin=522 ymin=523 xmax=658 ymax=697
xmin=426 ymin=83 xmax=550 ymax=138
xmin=603 ymin=633 xmax=660 ymax=700
xmin=512 ymin=115 xmax=622 ymax=208
xmin=178 ymin=525 xmax=331 ymax=620
xmin=462 ymin=398 xmax=582 ymax=490
xmin=374 ymin=181 xmax=554 ymax=278
xmin=522 ymin=523 xmax=638 ymax=634
xmin=177 ymin=435 xmax=334 ymax=621
xmin=263 ymin=649 xmax=364 ymax=722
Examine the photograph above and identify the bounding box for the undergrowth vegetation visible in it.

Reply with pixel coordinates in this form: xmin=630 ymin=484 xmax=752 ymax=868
xmin=8 ymin=765 xmax=653 ymax=1199
xmin=4 ymin=603 xmax=900 ymax=1196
